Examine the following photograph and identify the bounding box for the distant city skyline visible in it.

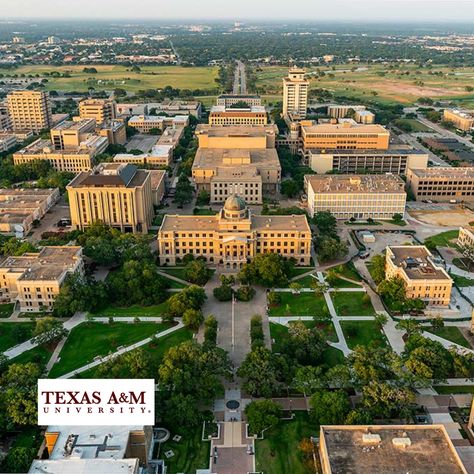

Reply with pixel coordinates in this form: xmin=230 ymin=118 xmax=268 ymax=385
xmin=3 ymin=0 xmax=474 ymax=22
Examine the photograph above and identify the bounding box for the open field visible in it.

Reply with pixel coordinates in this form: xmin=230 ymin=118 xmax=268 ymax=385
xmin=0 ymin=65 xmax=219 ymax=93
xmin=49 ymin=322 xmax=171 ymax=377
xmin=256 ymin=64 xmax=474 ymax=106
xmin=409 ymin=209 xmax=474 ymax=227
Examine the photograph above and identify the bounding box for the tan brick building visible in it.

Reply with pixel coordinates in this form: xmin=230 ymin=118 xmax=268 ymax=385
xmin=406 ymin=167 xmax=474 ymax=202
xmin=127 ymin=115 xmax=188 ymax=133
xmin=209 ymin=105 xmax=268 ymax=126
xmin=7 ymin=90 xmax=52 ymax=133
xmin=443 ymin=109 xmax=474 ymax=131
xmin=79 ymin=98 xmax=116 ymax=124
xmin=458 ymin=226 xmax=474 ymax=262
xmin=283 ymin=67 xmax=309 ymax=119
xmin=385 ymin=245 xmax=453 ymax=307
xmin=305 ymin=174 xmax=406 ymax=220
xmin=157 ymin=195 xmax=312 ymax=269
xmin=0 ymin=246 xmax=83 ymax=313
xmin=67 ymin=163 xmax=154 ymax=233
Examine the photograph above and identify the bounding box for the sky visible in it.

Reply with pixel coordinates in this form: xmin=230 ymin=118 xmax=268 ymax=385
xmin=3 ymin=0 xmax=474 ymax=22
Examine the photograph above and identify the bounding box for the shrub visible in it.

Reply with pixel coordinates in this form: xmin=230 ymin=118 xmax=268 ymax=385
xmin=250 ymin=314 xmax=265 ymax=349
xmin=236 ymin=285 xmax=255 ymax=302
xmin=203 ymin=315 xmax=218 ymax=348
xmin=267 ymin=291 xmax=281 ymax=305
xmin=213 ymin=284 xmax=233 ymax=302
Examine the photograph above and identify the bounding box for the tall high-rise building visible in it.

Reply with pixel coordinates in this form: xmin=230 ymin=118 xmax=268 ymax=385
xmin=7 ymin=90 xmax=52 ymax=133
xmin=282 ymin=67 xmax=309 ymax=119
xmin=79 ymin=98 xmax=116 ymax=125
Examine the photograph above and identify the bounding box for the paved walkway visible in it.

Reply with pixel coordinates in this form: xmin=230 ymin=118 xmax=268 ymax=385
xmin=422 ymin=331 xmax=474 ymax=354
xmin=58 ymin=321 xmax=184 ymax=379
xmin=44 ymin=336 xmax=68 ymax=375
xmin=3 ymin=312 xmax=87 ymax=359
xmin=157 ymin=270 xmax=190 ymax=286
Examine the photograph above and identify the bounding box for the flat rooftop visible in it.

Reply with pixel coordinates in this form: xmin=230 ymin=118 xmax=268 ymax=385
xmin=302 ymin=122 xmax=389 ymax=135
xmin=195 ymin=124 xmax=277 ymax=137
xmin=68 ymin=164 xmax=148 ymax=188
xmin=128 ymin=115 xmax=188 ymax=123
xmin=388 ymin=245 xmax=452 ymax=281
xmin=29 ymin=459 xmax=139 ymax=474
xmin=14 ymin=139 xmax=96 ymax=156
xmin=310 ymin=145 xmax=424 ymax=156
xmin=218 ymin=94 xmax=260 ymax=99
xmin=305 ymin=174 xmax=406 ymax=194
xmin=193 ymin=148 xmax=280 ymax=170
xmin=149 ymin=169 xmax=166 ymax=189
xmin=321 ymin=425 xmax=466 ymax=474
xmin=408 ymin=167 xmax=474 ymax=179
xmin=210 ymin=105 xmax=266 ymax=113
xmin=52 ymin=119 xmax=95 ymax=131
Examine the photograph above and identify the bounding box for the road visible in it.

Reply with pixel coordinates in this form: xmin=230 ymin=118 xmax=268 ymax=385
xmin=398 ymin=131 xmax=450 ymax=167
xmin=169 ymin=40 xmax=181 ymax=65
xmin=233 ymin=60 xmax=247 ymax=95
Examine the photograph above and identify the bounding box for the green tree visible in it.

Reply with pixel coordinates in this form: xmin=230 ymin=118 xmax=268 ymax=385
xmin=293 ymin=365 xmax=326 ymax=394
xmin=174 ymin=174 xmax=194 ymax=206
xmin=238 ymin=253 xmax=290 ymax=287
xmin=283 ymin=321 xmax=326 ymax=365
xmin=1 ymin=447 xmax=37 ymax=473
xmin=281 ymin=179 xmax=300 ymax=198
xmin=314 ymin=211 xmax=337 ymax=237
xmin=203 ymin=315 xmax=218 ymax=349
xmin=245 ymin=399 xmax=282 ymax=435
xmin=309 ymin=390 xmax=351 ymax=425
xmin=369 ymin=254 xmax=386 ymax=284
xmin=184 ymin=259 xmax=211 ymax=285
xmin=235 ymin=285 xmax=255 ymax=302
xmin=168 ymin=285 xmax=207 ymax=318
xmin=32 ymin=317 xmax=68 ymax=345
xmin=317 ymin=236 xmax=348 ymax=262
xmin=396 ymin=318 xmax=421 ymax=337
xmin=182 ymin=308 xmax=204 ymax=331
xmin=362 ymin=381 xmax=415 ymax=420
xmin=213 ymin=284 xmax=233 ymax=302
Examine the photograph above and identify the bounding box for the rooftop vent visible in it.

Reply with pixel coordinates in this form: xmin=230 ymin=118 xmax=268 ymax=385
xmin=362 ymin=433 xmax=381 ymax=445
xmin=392 ymin=437 xmax=411 ymax=449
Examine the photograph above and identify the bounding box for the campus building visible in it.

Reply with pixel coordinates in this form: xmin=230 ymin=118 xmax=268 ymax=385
xmin=209 ymin=105 xmax=268 ymax=126
xmin=193 ymin=125 xmax=281 ymax=203
xmin=458 ymin=226 xmax=474 ymax=262
xmin=0 ymin=188 xmax=60 ymax=238
xmin=0 ymin=102 xmax=12 ymax=130
xmin=7 ymin=90 xmax=52 ymax=133
xmin=217 ymin=94 xmax=262 ymax=108
xmin=67 ymin=163 xmax=154 ymax=234
xmin=51 ymin=119 xmax=97 ymax=149
xmin=127 ymin=115 xmax=188 ymax=133
xmin=309 ymin=146 xmax=428 ymax=174
xmin=0 ymin=246 xmax=83 ymax=313
xmin=148 ymin=100 xmax=201 ymax=118
xmin=443 ymin=109 xmax=474 ymax=132
xmin=319 ymin=425 xmax=468 ymax=474
xmin=406 ymin=167 xmax=474 ymax=202
xmin=29 ymin=425 xmax=151 ymax=474
xmin=157 ymin=195 xmax=312 ymax=268
xmin=0 ymin=133 xmax=17 ymax=153
xmin=98 ymin=120 xmax=127 ymax=145
xmin=385 ymin=245 xmax=453 ymax=307
xmin=327 ymin=104 xmax=375 ymax=124
xmin=282 ymin=67 xmax=309 ymax=119
xmin=305 ymin=174 xmax=406 ymax=220
xmin=79 ymin=98 xmax=116 ymax=124
xmin=301 ymin=122 xmax=390 ymax=157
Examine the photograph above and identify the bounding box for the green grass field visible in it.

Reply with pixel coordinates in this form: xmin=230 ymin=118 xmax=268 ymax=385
xmin=327 ymin=276 xmax=362 ymax=289
xmin=0 ymin=303 xmax=14 ymax=318
xmin=394 ymin=118 xmax=433 ymax=132
xmin=9 ymin=344 xmax=55 ymax=369
xmin=340 ymin=321 xmax=387 ymax=349
xmin=90 ymin=301 xmax=170 ymax=318
xmin=449 ymin=272 xmax=474 ymax=288
xmin=49 ymin=322 xmax=171 ymax=377
xmin=330 ymin=262 xmax=363 ymax=282
xmin=434 ymin=385 xmax=474 ymax=394
xmin=0 ymin=323 xmax=35 ymax=352
xmin=425 ymin=326 xmax=471 ymax=348
xmin=0 ymin=65 xmax=219 ymax=93
xmin=424 ymin=230 xmax=459 ymax=249
xmin=255 ymin=412 xmax=317 ymax=474
xmin=331 ymin=292 xmax=376 ymax=316
xmin=290 ymin=274 xmax=318 ymax=288
xmin=268 ymin=292 xmax=329 ymax=317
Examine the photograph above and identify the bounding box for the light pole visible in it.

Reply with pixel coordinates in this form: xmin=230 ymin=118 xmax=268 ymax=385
xmin=231 ymin=292 xmax=235 ymax=353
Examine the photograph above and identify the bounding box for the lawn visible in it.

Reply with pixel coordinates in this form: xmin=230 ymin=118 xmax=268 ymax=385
xmin=330 ymin=262 xmax=362 ymax=282
xmin=158 ymin=423 xmax=210 ymax=474
xmin=268 ymin=292 xmax=329 ymax=317
xmin=90 ymin=301 xmax=170 ymax=318
xmin=434 ymin=385 xmax=474 ymax=395
xmin=424 ymin=230 xmax=459 ymax=249
xmin=327 ymin=276 xmax=362 ymax=289
xmin=0 ymin=323 xmax=35 ymax=352
xmin=288 ymin=267 xmax=314 ymax=278
xmin=160 ymin=267 xmax=215 ymax=284
xmin=0 ymin=303 xmax=14 ymax=318
xmin=255 ymin=412 xmax=317 ymax=474
xmin=452 ymin=257 xmax=474 ymax=272
xmin=0 ymin=65 xmax=219 ymax=93
xmin=449 ymin=272 xmax=474 ymax=288
xmin=394 ymin=118 xmax=433 ymax=132
xmin=49 ymin=322 xmax=172 ymax=377
xmin=320 ymin=346 xmax=346 ymax=367
xmin=340 ymin=321 xmax=387 ymax=349
xmin=161 ymin=275 xmax=189 ymax=289
xmin=331 ymin=292 xmax=376 ymax=316
xmin=425 ymin=327 xmax=471 ymax=348
xmin=291 ymin=274 xmax=318 ymax=288
xmin=10 ymin=344 xmax=55 ymax=369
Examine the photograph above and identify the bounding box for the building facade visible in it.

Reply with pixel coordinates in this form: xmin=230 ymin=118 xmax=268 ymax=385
xmin=406 ymin=167 xmax=474 ymax=202
xmin=309 ymin=147 xmax=428 ymax=174
xmin=458 ymin=226 xmax=474 ymax=262
xmin=67 ymin=163 xmax=154 ymax=233
xmin=0 ymin=133 xmax=17 ymax=153
xmin=282 ymin=67 xmax=309 ymax=119
xmin=0 ymin=246 xmax=83 ymax=313
xmin=127 ymin=115 xmax=188 ymax=133
xmin=79 ymin=98 xmax=116 ymax=124
xmin=7 ymin=90 xmax=52 ymax=133
xmin=386 ymin=245 xmax=453 ymax=307
xmin=443 ymin=109 xmax=474 ymax=131
xmin=209 ymin=105 xmax=268 ymax=126
xmin=305 ymin=174 xmax=406 ymax=219
xmin=158 ymin=195 xmax=312 ymax=268
xmin=217 ymin=95 xmax=262 ymax=107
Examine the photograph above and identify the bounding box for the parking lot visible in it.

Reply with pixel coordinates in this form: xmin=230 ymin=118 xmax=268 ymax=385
xmin=125 ymin=134 xmax=159 ymax=153
xmin=356 ymin=230 xmax=416 ymax=258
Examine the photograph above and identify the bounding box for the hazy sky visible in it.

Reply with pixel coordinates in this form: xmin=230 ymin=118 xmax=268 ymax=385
xmin=3 ymin=0 xmax=474 ymax=22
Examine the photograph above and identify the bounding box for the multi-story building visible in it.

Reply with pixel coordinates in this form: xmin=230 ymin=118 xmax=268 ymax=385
xmin=319 ymin=425 xmax=468 ymax=474
xmin=50 ymin=119 xmax=97 ymax=150
xmin=406 ymin=167 xmax=474 ymax=202
xmin=7 ymin=90 xmax=52 ymax=133
xmin=158 ymin=195 xmax=312 ymax=268
xmin=309 ymin=146 xmax=428 ymax=174
xmin=29 ymin=425 xmax=151 ymax=474
xmin=98 ymin=120 xmax=127 ymax=145
xmin=217 ymin=94 xmax=262 ymax=108
xmin=148 ymin=100 xmax=201 ymax=118
xmin=79 ymin=98 xmax=116 ymax=124
xmin=327 ymin=104 xmax=367 ymax=119
xmin=156 ymin=125 xmax=184 ymax=148
xmin=67 ymin=163 xmax=154 ymax=233
xmin=443 ymin=109 xmax=474 ymax=131
xmin=193 ymin=125 xmax=281 ymax=203
xmin=0 ymin=102 xmax=12 ymax=130
xmin=301 ymin=122 xmax=390 ymax=157
xmin=127 ymin=115 xmax=189 ymax=133
xmin=114 ymin=145 xmax=173 ymax=168
xmin=305 ymin=174 xmax=406 ymax=219
xmin=115 ymin=103 xmax=148 ymax=117
xmin=149 ymin=169 xmax=166 ymax=205
xmin=282 ymin=67 xmax=309 ymax=119
xmin=0 ymin=246 xmax=83 ymax=313
xmin=209 ymin=105 xmax=268 ymax=126
xmin=385 ymin=245 xmax=453 ymax=306
xmin=0 ymin=188 xmax=60 ymax=238
xmin=458 ymin=226 xmax=474 ymax=262
xmin=0 ymin=133 xmax=17 ymax=153
xmin=355 ymin=109 xmax=376 ymax=124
